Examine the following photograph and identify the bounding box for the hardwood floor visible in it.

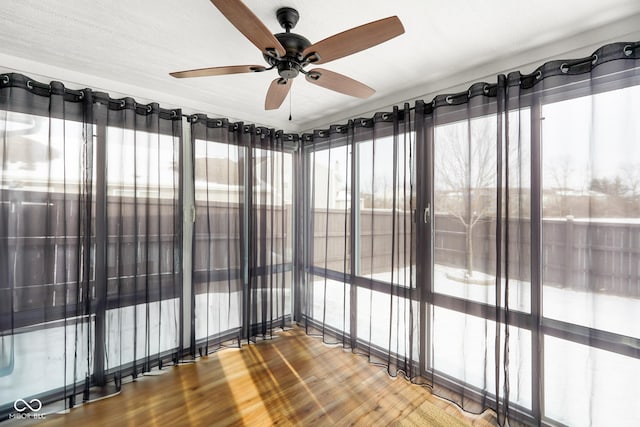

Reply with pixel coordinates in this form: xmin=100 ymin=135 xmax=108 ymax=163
xmin=38 ymin=327 xmax=496 ymax=426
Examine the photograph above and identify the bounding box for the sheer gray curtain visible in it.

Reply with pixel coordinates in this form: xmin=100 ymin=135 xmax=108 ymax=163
xmin=191 ymin=117 xmax=245 ymax=354
xmin=302 ymin=124 xmax=354 ymax=347
xmin=0 ymin=73 xmax=183 ymax=418
xmin=426 ymin=82 xmax=525 ymax=423
xmin=247 ymin=128 xmax=294 ymax=340
xmin=98 ymin=96 xmax=183 ymax=388
xmin=0 ymin=73 xmax=94 ymax=415
xmin=303 ymin=41 xmax=640 ymax=426
xmin=302 ymin=105 xmax=422 ymax=377
xmin=191 ymin=118 xmax=295 ymax=353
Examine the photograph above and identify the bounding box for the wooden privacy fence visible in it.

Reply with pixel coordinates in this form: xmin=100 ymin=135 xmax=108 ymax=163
xmin=312 ymin=209 xmax=640 ymax=298
xmin=1 ymin=191 xmax=180 ymax=317
xmin=4 ymin=192 xmax=638 ymax=309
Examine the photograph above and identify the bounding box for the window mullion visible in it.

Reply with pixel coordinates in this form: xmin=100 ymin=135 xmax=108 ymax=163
xmin=350 ymin=135 xmax=359 ymax=347
xmin=530 ymin=101 xmax=544 ymax=422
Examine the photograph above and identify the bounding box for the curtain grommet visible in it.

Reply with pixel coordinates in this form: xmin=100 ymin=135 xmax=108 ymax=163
xmin=591 ymin=54 xmax=598 ymax=65
xmin=467 ymin=89 xmax=472 ymax=98
xmin=560 ymin=63 xmax=569 ymax=73
xmin=170 ymin=110 xmax=178 ymax=118
xmin=119 ymin=100 xmax=126 ymax=108
xmin=445 ymin=96 xmax=453 ymax=104
xmin=483 ymin=84 xmax=490 ymax=95
xmin=78 ymin=91 xmax=85 ymax=100
xmin=146 ymin=105 xmax=153 ymax=113
xmin=1 ymin=75 xmax=9 ymax=85
xmin=361 ymin=119 xmax=368 ymax=127
xmin=381 ymin=113 xmax=390 ymax=120
xmin=335 ymin=126 xmax=342 ymax=133
xmin=535 ymin=70 xmax=542 ymax=80
xmin=431 ymin=99 xmax=436 ymax=107
xmin=190 ymin=115 xmax=198 ymax=123
xmin=216 ymin=120 xmax=222 ymax=127
xmin=623 ymin=45 xmax=633 ymax=56
xmin=26 ymin=80 xmax=34 ymax=90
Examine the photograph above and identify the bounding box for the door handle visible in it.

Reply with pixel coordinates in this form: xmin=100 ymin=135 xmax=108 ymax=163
xmin=424 ymin=204 xmax=430 ymax=224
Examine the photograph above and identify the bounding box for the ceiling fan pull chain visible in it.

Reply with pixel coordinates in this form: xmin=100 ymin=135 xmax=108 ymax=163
xmin=289 ymin=85 xmax=293 ymax=121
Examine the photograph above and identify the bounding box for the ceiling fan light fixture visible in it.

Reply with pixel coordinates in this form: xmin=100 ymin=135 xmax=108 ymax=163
xmin=277 ymin=61 xmax=300 ymax=79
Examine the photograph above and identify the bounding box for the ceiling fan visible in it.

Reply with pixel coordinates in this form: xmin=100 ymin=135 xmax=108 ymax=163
xmin=170 ymin=0 xmax=405 ymax=110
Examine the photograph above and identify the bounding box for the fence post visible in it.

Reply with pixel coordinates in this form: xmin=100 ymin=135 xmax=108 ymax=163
xmin=563 ymin=215 xmax=575 ymax=290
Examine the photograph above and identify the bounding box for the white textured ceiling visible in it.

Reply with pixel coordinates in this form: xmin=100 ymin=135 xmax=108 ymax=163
xmin=1 ymin=0 xmax=639 ymax=132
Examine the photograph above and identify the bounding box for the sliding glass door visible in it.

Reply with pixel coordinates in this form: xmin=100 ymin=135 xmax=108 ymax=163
xmin=428 ymin=93 xmax=531 ymax=418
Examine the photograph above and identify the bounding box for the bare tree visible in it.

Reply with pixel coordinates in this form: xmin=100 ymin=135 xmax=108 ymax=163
xmin=619 ymin=163 xmax=640 ymax=218
xmin=435 ymin=119 xmax=496 ymax=277
xmin=546 ymin=155 xmax=577 ymax=216
xmin=621 ymin=162 xmax=640 ymax=200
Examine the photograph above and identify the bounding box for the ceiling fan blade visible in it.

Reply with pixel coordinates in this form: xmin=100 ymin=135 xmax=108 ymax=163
xmin=210 ymin=0 xmax=286 ymax=58
xmin=305 ymin=68 xmax=375 ymax=99
xmin=265 ymin=78 xmax=292 ymax=110
xmin=303 ymin=16 xmax=404 ymax=65
xmin=170 ymin=65 xmax=266 ymax=78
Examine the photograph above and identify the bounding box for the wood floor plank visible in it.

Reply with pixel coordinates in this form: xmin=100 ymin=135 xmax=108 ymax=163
xmin=37 ymin=327 xmax=495 ymax=426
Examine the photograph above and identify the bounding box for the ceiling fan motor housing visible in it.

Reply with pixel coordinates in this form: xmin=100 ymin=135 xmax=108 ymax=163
xmin=265 ymin=32 xmax=311 ymax=79
xmin=258 ymin=8 xmax=312 ymax=80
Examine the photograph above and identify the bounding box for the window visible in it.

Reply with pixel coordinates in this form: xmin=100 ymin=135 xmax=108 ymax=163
xmin=310 ymin=145 xmax=351 ymax=273
xmin=432 ymin=307 xmax=532 ymax=409
xmin=1 ymin=111 xmax=93 ymax=319
xmin=357 ymin=135 xmax=415 ymax=286
xmin=192 ymin=140 xmax=244 ymax=340
xmin=104 ymin=126 xmax=182 ymax=368
xmin=540 ymin=84 xmax=640 ymax=425
xmin=307 ymin=144 xmax=351 ymax=332
xmin=250 ymin=147 xmax=294 ymax=325
xmin=541 ymin=86 xmax=640 ymax=338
